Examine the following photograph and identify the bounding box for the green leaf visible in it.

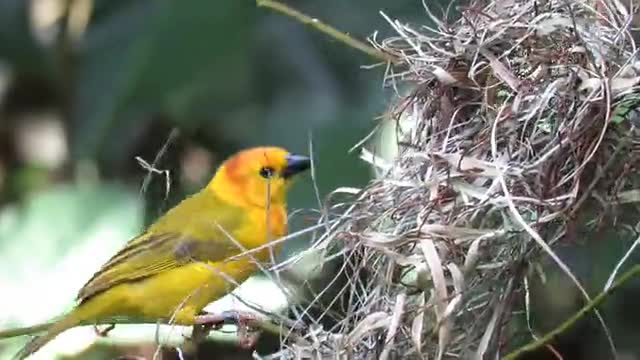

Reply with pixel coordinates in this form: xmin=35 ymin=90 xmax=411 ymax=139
xmin=612 ymin=95 xmax=640 ymax=125
xmin=71 ymin=0 xmax=254 ymax=160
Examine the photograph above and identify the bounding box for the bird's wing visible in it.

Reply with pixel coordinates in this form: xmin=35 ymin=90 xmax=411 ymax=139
xmin=76 ymin=195 xmax=248 ymax=302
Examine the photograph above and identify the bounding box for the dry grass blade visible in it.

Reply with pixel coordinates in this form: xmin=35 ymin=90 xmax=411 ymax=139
xmin=420 ymin=239 xmax=450 ymax=360
xmin=379 ymin=293 xmax=406 ymax=360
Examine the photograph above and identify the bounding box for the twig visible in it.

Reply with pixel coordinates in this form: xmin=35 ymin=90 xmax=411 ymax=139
xmin=137 ymin=128 xmax=179 ymax=200
xmin=604 ymin=232 xmax=640 ymax=290
xmin=503 ymin=264 xmax=640 ymax=360
xmin=255 ymin=0 xmax=397 ymax=64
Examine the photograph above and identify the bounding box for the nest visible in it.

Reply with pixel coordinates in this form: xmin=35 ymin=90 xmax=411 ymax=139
xmin=274 ymin=0 xmax=640 ymax=358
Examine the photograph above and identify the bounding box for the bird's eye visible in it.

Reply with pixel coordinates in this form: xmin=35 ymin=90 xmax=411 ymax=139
xmin=259 ymin=166 xmax=275 ymax=179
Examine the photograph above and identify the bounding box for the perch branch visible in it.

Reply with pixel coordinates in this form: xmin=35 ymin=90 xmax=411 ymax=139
xmin=256 ymin=0 xmax=396 ymax=64
xmin=503 ymin=264 xmax=640 ymax=360
xmin=0 ymin=317 xmax=302 ymax=343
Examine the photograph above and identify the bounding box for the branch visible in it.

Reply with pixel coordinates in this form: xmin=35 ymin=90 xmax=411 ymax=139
xmin=503 ymin=264 xmax=640 ymax=359
xmin=0 ymin=317 xmax=302 ymax=344
xmin=256 ymin=0 xmax=397 ymax=64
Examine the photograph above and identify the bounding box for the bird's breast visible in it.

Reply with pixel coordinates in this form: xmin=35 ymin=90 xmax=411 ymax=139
xmin=234 ymin=205 xmax=287 ymax=259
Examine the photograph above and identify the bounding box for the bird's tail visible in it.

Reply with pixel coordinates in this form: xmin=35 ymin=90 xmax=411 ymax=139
xmin=12 ymin=297 xmax=108 ymax=360
xmin=0 ymin=322 xmax=53 ymax=339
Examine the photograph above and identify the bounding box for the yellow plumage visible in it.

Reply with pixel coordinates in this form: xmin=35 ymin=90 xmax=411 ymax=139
xmin=3 ymin=146 xmax=309 ymax=359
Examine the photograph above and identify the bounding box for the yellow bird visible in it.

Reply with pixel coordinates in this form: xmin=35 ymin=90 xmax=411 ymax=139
xmin=5 ymin=146 xmax=310 ymax=359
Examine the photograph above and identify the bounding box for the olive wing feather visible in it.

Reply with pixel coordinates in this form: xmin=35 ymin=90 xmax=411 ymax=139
xmin=76 ymin=194 xmax=246 ymax=302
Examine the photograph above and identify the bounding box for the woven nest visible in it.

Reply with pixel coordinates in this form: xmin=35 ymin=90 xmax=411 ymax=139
xmin=275 ymin=0 xmax=640 ymax=358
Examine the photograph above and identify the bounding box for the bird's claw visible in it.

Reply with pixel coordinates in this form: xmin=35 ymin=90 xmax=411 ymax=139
xmin=220 ymin=310 xmax=257 ymax=328
xmin=193 ymin=310 xmax=261 ymax=349
xmin=237 ymin=326 xmax=261 ymax=349
xmin=93 ymin=323 xmax=115 ymax=337
xmin=194 ymin=310 xmax=256 ymax=328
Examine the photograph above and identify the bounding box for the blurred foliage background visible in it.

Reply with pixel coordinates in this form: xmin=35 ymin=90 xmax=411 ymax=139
xmin=0 ymin=0 xmax=639 ymax=359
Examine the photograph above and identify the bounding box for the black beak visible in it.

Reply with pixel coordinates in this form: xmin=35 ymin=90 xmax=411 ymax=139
xmin=282 ymin=154 xmax=311 ymax=178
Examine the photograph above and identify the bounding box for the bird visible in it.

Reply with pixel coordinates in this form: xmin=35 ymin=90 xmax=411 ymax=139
xmin=4 ymin=146 xmax=311 ymax=359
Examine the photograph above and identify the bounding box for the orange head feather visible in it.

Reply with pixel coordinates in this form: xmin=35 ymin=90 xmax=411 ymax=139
xmin=207 ymin=146 xmax=310 ymax=208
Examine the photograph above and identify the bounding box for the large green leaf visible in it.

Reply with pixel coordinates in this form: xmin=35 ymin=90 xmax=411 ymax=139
xmin=71 ymin=0 xmax=253 ymax=160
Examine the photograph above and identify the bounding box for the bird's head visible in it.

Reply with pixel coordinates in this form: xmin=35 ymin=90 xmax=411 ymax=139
xmin=208 ymin=146 xmax=311 ymax=208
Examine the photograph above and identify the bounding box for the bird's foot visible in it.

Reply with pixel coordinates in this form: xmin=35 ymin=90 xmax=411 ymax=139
xmin=93 ymin=323 xmax=115 ymax=337
xmin=194 ymin=310 xmax=256 ymax=328
xmin=237 ymin=322 xmax=261 ymax=350
xmin=193 ymin=310 xmax=261 ymax=349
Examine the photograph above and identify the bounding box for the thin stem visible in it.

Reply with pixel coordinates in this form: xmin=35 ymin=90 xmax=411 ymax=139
xmin=256 ymin=0 xmax=397 ymax=64
xmin=503 ymin=264 xmax=640 ymax=359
